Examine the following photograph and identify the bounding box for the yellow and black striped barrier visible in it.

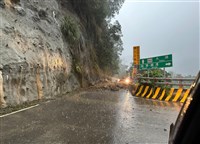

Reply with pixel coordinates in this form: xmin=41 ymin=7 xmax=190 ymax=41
xmin=133 ymin=85 xmax=191 ymax=103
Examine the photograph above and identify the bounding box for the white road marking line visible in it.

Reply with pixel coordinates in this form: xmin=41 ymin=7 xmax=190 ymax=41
xmin=0 ymin=104 xmax=39 ymax=118
xmin=126 ymin=0 xmax=199 ymax=2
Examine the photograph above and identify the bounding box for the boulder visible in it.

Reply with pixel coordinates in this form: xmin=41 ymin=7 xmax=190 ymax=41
xmin=38 ymin=9 xmax=47 ymax=19
xmin=3 ymin=23 xmax=14 ymax=34
xmin=14 ymin=5 xmax=26 ymax=16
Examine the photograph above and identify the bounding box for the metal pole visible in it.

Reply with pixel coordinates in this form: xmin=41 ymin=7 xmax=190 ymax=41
xmin=163 ymin=68 xmax=166 ymax=78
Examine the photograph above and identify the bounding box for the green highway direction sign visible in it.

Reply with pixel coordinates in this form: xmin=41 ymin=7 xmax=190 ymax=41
xmin=140 ymin=54 xmax=173 ymax=70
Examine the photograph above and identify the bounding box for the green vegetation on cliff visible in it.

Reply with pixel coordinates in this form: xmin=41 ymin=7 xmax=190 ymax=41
xmin=61 ymin=16 xmax=80 ymax=44
xmin=66 ymin=0 xmax=125 ymax=75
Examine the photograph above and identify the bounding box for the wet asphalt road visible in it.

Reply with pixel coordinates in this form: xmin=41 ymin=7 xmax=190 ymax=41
xmin=0 ymin=90 xmax=182 ymax=144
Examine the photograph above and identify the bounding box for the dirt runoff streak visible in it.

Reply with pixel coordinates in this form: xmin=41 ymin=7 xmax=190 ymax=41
xmin=0 ymin=104 xmax=39 ymax=118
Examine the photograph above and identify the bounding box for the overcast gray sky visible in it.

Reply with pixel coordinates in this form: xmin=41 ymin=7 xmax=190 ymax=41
xmin=115 ymin=0 xmax=199 ymax=76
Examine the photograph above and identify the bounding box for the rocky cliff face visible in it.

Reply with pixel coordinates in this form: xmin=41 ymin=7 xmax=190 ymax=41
xmin=0 ymin=0 xmax=99 ymax=107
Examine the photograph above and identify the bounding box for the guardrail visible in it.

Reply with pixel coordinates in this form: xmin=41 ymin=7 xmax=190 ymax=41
xmin=131 ymin=77 xmax=195 ymax=103
xmin=137 ymin=77 xmax=195 ymax=87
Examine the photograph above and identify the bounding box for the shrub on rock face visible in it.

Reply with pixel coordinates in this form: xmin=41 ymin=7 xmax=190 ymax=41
xmin=61 ymin=16 xmax=80 ymax=45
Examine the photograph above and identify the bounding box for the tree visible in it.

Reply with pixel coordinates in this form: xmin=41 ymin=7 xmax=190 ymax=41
xmin=68 ymin=0 xmax=125 ymax=75
xmin=108 ymin=0 xmax=125 ymax=17
xmin=95 ymin=20 xmax=123 ymax=74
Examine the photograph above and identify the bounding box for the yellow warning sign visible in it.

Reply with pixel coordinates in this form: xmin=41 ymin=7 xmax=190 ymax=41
xmin=133 ymin=46 xmax=140 ymax=65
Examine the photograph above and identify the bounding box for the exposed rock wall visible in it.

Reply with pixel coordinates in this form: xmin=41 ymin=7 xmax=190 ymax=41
xmin=1 ymin=61 xmax=80 ymax=105
xmin=0 ymin=0 xmax=97 ymax=107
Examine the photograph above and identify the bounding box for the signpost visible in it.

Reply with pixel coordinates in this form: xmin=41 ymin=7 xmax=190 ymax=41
xmin=140 ymin=54 xmax=173 ymax=70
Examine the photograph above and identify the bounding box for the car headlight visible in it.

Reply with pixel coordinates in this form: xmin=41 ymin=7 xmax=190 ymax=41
xmin=125 ymin=78 xmax=130 ymax=84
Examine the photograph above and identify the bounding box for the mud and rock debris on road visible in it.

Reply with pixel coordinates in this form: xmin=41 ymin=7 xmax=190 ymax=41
xmin=0 ymin=90 xmax=182 ymax=144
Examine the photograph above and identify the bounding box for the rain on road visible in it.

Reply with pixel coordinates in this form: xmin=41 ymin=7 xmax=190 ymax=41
xmin=0 ymin=90 xmax=182 ymax=144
